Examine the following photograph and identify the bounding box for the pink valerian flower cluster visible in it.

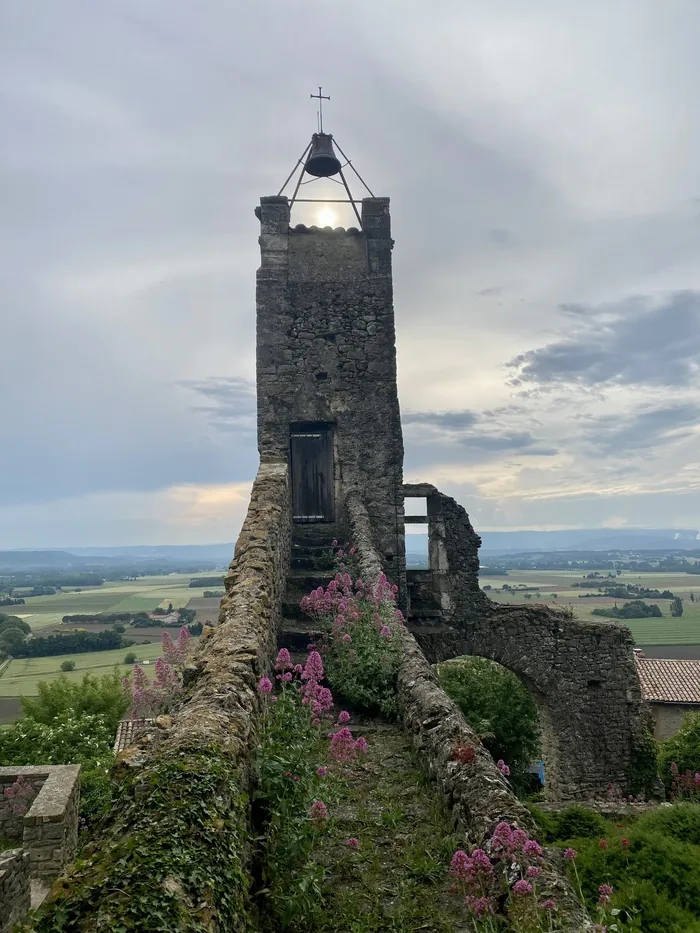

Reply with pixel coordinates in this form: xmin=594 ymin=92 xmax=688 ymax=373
xmin=670 ymin=762 xmax=700 ymax=801
xmin=607 ymin=781 xmax=646 ymax=805
xmin=308 ymin=800 xmax=328 ymax=823
xmin=328 ymin=726 xmax=368 ymax=762
xmin=124 ymin=654 xmax=183 ymax=719
xmin=3 ymin=775 xmax=35 ymax=816
xmin=161 ymin=626 xmax=191 ymax=670
xmin=450 ymin=822 xmax=555 ymax=923
xmin=496 ymin=759 xmax=511 ymax=777
xmin=598 ymin=884 xmax=614 ymax=905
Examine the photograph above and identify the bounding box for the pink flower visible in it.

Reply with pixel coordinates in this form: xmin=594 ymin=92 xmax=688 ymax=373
xmin=563 ymin=848 xmax=577 ymax=862
xmin=354 ymin=737 xmax=368 ymax=754
xmin=294 ymin=664 xmax=303 ymax=673
xmin=449 ymin=850 xmax=471 ymax=882
xmin=523 ymin=839 xmax=543 ymax=858
xmin=621 ymin=837 xmax=630 ymax=850
xmin=466 ymin=896 xmax=495 ymax=918
xmin=512 ymin=879 xmax=533 ymax=897
xmin=309 ymin=800 xmax=328 ymax=823
xmin=337 ymin=711 xmax=351 ymax=724
xmin=342 ymin=634 xmax=352 ymax=643
xmin=316 ymin=766 xmax=328 ymax=777
xmin=331 ymin=539 xmax=338 ymax=547
xmin=379 ymin=626 xmax=392 ymax=638
xmin=497 ymin=759 xmax=511 ymax=777
xmin=274 ymin=648 xmax=292 ymax=671
xmin=329 ymin=727 xmax=358 ymax=762
xmin=257 ymin=677 xmax=273 ymax=694
xmin=345 ymin=837 xmax=360 ymax=849
xmin=470 ymin=849 xmax=493 ymax=873
xmin=526 ymin=865 xmax=542 ymax=877
xmin=598 ymin=839 xmax=608 ymax=850
xmin=511 ymin=829 xmax=529 ymax=851
xmin=541 ymin=898 xmax=556 ymax=912
xmin=598 ymin=884 xmax=613 ymax=905
xmin=303 ymin=651 xmax=324 ymax=682
xmin=349 ymin=547 xmax=357 ymax=555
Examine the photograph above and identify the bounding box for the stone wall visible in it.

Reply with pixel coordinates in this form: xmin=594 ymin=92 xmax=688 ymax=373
xmin=0 ymin=849 xmax=30 ymax=933
xmin=344 ymin=492 xmax=589 ymax=929
xmin=255 ymin=196 xmax=405 ymax=590
xmin=405 ymin=484 xmax=648 ymax=801
xmin=0 ymin=766 xmax=81 ymax=882
xmin=25 ymin=460 xmax=292 ymax=931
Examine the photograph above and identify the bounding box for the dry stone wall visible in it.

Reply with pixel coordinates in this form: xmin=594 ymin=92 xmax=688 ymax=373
xmin=0 ymin=849 xmax=30 ymax=933
xmin=24 ymin=460 xmax=291 ymax=932
xmin=406 ymin=484 xmax=648 ymax=801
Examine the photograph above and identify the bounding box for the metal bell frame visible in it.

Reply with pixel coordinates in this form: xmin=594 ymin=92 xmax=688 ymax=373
xmin=277 ymin=134 xmax=375 ymax=228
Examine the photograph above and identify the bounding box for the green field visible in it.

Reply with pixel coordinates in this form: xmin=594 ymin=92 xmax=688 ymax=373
xmin=3 ymin=574 xmax=212 ymax=635
xmin=485 ymin=570 xmax=700 ymax=645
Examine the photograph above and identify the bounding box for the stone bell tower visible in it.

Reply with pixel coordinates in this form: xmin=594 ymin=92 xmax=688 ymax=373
xmin=255 ymin=127 xmax=405 ymax=583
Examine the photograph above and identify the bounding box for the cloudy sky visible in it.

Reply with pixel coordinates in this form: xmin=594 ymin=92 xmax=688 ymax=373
xmin=2 ymin=0 xmax=700 ymax=547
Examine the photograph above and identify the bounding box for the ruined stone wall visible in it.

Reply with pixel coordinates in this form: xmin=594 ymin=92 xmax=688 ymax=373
xmin=406 ymin=484 xmax=647 ymax=801
xmin=0 ymin=765 xmax=80 ymax=882
xmin=344 ymin=492 xmax=588 ymax=929
xmin=256 ymin=196 xmax=405 ymax=586
xmin=0 ymin=849 xmax=30 ymax=933
xmin=25 ymin=461 xmax=291 ymax=931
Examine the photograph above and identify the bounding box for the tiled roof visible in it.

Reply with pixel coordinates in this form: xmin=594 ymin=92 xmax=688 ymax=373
xmin=113 ymin=718 xmax=154 ymax=753
xmin=635 ymin=655 xmax=700 ymax=705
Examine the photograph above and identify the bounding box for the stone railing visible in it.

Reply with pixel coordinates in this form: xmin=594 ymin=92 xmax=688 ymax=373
xmin=24 ymin=460 xmax=291 ymax=932
xmin=0 ymin=849 xmax=30 ymax=933
xmin=343 ymin=492 xmax=589 ymax=929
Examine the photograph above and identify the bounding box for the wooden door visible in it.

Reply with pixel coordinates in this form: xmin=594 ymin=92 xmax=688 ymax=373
xmin=290 ymin=425 xmax=334 ymax=522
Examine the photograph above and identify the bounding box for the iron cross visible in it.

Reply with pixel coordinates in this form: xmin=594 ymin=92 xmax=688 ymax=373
xmin=310 ymin=86 xmax=330 ymax=133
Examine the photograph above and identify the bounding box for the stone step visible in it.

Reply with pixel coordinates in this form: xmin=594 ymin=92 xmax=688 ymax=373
xmin=278 ymin=624 xmax=324 ymax=652
xmin=406 ymin=609 xmax=444 ymax=621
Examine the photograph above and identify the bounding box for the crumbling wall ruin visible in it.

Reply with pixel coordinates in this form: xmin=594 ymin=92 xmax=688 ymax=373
xmin=404 ymin=483 xmax=648 ymax=801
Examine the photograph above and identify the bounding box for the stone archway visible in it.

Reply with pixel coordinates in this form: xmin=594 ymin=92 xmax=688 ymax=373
xmin=404 ymin=483 xmax=647 ymax=802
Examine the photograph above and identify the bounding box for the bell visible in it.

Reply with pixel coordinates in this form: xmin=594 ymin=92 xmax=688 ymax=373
xmin=304 ymin=133 xmax=342 ymax=177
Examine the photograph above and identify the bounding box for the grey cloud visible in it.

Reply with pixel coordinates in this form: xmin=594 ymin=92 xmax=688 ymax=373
xmin=508 ymin=291 xmax=700 ymax=389
xmin=181 ymin=377 xmax=256 ymax=433
xmin=579 ymin=402 xmax=700 ymax=456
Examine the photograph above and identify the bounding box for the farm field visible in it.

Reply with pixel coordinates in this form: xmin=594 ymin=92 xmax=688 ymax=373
xmin=0 ymin=573 xmax=219 ymax=724
xmin=483 ymin=570 xmax=700 ymax=649
xmin=3 ymin=574 xmax=217 ymax=634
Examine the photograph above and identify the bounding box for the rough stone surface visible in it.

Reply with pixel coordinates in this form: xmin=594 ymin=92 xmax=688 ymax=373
xmin=0 ymin=849 xmax=30 ymax=933
xmin=0 ymin=765 xmax=80 ymax=883
xmin=26 ymin=461 xmax=291 ymax=930
xmin=344 ymin=493 xmax=589 ymax=929
xmin=404 ymin=484 xmax=648 ymax=801
xmin=256 ymin=196 xmax=405 ymax=592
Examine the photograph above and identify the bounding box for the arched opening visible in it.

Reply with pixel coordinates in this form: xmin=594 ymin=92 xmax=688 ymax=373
xmin=435 ymin=655 xmax=559 ymax=799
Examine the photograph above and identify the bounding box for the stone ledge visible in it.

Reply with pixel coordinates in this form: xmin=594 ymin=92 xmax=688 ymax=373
xmin=0 ymin=766 xmax=80 ymax=825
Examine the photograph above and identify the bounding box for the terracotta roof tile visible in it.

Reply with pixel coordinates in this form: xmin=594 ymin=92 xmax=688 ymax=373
xmin=635 ymin=656 xmax=700 ymax=705
xmin=113 ymin=718 xmax=153 ymax=753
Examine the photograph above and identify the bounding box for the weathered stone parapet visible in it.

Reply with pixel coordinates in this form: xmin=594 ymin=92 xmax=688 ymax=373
xmin=0 ymin=765 xmax=80 ymax=887
xmin=0 ymin=849 xmax=30 ymax=933
xmin=24 ymin=460 xmax=291 ymax=931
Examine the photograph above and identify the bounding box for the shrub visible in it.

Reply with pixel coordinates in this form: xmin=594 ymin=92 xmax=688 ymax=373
xmin=437 ymin=657 xmax=540 ymax=793
xmin=635 ymin=803 xmax=700 ymax=846
xmin=301 ymin=560 xmax=403 ymax=717
xmin=60 ymin=660 xmax=76 ymax=672
xmin=660 ymin=711 xmax=700 ymax=790
xmin=20 ymin=670 xmax=129 ymax=733
xmin=123 ymin=652 xmax=137 ymax=664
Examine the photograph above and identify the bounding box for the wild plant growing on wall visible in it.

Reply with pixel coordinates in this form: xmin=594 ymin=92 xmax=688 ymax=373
xmin=300 ymin=543 xmax=405 ymax=716
xmin=254 ymin=647 xmax=367 ymax=929
xmin=122 ymin=626 xmax=192 ymax=719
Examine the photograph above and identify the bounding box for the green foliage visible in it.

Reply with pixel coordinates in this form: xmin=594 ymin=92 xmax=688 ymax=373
xmin=530 ymin=804 xmax=607 ymax=842
xmin=60 ymin=659 xmax=76 ymax=672
xmin=20 ymin=670 xmax=129 ymax=732
xmin=437 ymin=657 xmax=541 ymax=792
xmin=629 ymin=724 xmax=659 ymax=797
xmin=255 ymin=686 xmax=332 ymax=928
xmin=26 ymin=747 xmax=250 ymax=933
xmin=592 ymin=599 xmax=663 ymax=619
xmin=12 ymin=628 xmax=132 ymax=658
xmin=0 ymin=615 xmax=30 ymax=635
xmin=660 ymin=711 xmax=700 ymax=790
xmin=323 ymin=614 xmax=402 ymax=718
xmin=123 ymin=651 xmax=137 ymax=664
xmin=635 ymin=803 xmax=700 ymax=846
xmin=670 ymin=596 xmax=684 ymax=617
xmin=113 ymin=623 xmax=126 ymax=633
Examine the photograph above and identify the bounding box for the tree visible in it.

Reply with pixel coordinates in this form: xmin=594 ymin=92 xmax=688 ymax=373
xmin=671 ymin=597 xmax=684 ymax=618
xmin=60 ymin=659 xmax=76 ymax=672
xmin=113 ymin=623 xmax=126 ymax=634
xmin=437 ymin=657 xmax=540 ymax=794
xmin=124 ymin=652 xmax=137 ymax=664
xmin=659 ymin=711 xmax=700 ymax=791
xmin=20 ymin=670 xmax=129 ymax=733
xmin=0 ymin=615 xmax=30 ymax=634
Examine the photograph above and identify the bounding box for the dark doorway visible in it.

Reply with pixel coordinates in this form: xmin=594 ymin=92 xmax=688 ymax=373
xmin=290 ymin=423 xmax=334 ymax=522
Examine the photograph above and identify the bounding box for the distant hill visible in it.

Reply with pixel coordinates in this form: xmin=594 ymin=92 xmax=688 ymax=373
xmin=0 ymin=549 xmax=126 ymax=570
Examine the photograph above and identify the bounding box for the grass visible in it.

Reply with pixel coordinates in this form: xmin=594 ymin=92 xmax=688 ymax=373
xmin=302 ymin=723 xmax=465 ymax=933
xmin=485 ymin=570 xmax=700 ymax=646
xmin=0 ymin=639 xmax=199 ymax=697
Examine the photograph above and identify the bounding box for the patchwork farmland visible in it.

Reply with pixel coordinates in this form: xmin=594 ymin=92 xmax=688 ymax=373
xmin=0 ymin=574 xmax=222 ymax=723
